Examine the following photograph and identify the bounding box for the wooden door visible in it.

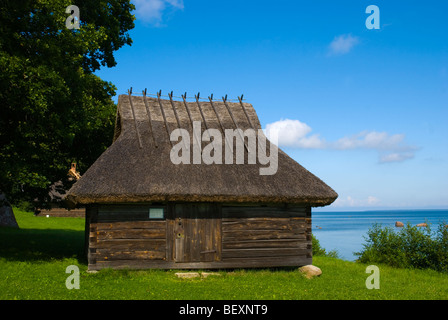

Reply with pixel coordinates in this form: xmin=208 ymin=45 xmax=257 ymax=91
xmin=172 ymin=203 xmax=221 ymax=263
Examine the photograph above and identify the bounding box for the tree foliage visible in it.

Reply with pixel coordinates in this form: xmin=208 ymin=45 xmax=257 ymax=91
xmin=0 ymin=0 xmax=135 ymax=210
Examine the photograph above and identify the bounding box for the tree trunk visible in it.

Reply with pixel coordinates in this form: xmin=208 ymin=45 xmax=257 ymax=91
xmin=0 ymin=193 xmax=19 ymax=228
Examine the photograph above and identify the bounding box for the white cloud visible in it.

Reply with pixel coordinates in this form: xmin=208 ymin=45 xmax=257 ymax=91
xmin=333 ymin=131 xmax=418 ymax=163
xmin=328 ymin=34 xmax=359 ymax=55
xmin=379 ymin=152 xmax=414 ymax=163
xmin=333 ymin=195 xmax=380 ymax=207
xmin=132 ymin=0 xmax=184 ymax=25
xmin=333 ymin=131 xmax=405 ymax=150
xmin=367 ymin=196 xmax=380 ymax=205
xmin=264 ymin=119 xmax=418 ymax=163
xmin=264 ymin=119 xmax=325 ymax=149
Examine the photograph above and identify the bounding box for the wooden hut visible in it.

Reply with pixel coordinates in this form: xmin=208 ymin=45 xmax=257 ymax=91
xmin=66 ymin=92 xmax=337 ymax=271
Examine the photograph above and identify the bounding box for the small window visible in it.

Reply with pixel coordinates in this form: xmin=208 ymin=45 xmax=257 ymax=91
xmin=149 ymin=208 xmax=164 ymax=219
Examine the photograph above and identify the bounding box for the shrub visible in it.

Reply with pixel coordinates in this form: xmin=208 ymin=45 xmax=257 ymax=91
xmin=356 ymin=221 xmax=448 ymax=273
xmin=312 ymin=234 xmax=339 ymax=258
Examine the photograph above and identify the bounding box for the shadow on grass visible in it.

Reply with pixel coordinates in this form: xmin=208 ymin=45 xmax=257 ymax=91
xmin=0 ymin=226 xmax=86 ymax=263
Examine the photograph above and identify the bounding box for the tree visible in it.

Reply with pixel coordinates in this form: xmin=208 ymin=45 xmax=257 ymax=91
xmin=0 ymin=0 xmax=135 ymax=211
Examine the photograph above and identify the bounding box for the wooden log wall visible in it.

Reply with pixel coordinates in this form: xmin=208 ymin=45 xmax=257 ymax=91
xmin=221 ymin=205 xmax=312 ymax=267
xmin=87 ymin=205 xmax=167 ymax=270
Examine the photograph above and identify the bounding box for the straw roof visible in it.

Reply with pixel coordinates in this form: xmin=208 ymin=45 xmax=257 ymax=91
xmin=66 ymin=94 xmax=337 ymax=207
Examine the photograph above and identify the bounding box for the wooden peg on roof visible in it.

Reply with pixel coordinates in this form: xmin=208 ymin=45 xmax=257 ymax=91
xmin=127 ymin=89 xmax=143 ymax=149
xmin=142 ymin=89 xmax=157 ymax=148
xmin=222 ymin=95 xmax=249 ymax=152
xmin=156 ymin=89 xmax=172 ymax=147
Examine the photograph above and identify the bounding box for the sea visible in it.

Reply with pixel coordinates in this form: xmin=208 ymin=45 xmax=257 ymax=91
xmin=312 ymin=209 xmax=448 ymax=261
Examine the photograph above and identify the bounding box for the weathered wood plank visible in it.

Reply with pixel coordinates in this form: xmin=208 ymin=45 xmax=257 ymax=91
xmin=222 ymin=230 xmax=306 ymax=242
xmin=222 ymin=206 xmax=306 ymax=218
xmin=98 ymin=205 xmax=153 ymax=212
xmin=222 ymin=216 xmax=307 ymax=222
xmin=215 ymin=214 xmax=222 ymax=261
xmin=93 ymin=249 xmax=166 ymax=261
xmin=97 ymin=212 xmax=149 ymax=222
xmin=222 ymin=205 xmax=306 ymax=212
xmin=217 ymin=255 xmax=311 ymax=267
xmin=222 ymin=248 xmax=309 ymax=259
xmin=222 ymin=239 xmax=308 ymax=250
xmin=165 ymin=206 xmax=174 ymax=262
xmin=175 ymin=237 xmax=184 ymax=262
xmin=222 ymin=219 xmax=306 ymax=231
xmin=90 ymin=239 xmax=165 ymax=250
xmin=95 ymin=229 xmax=166 ymax=240
xmin=95 ymin=221 xmax=166 ymax=230
xmin=88 ymin=215 xmax=98 ymax=265
xmin=96 ymin=205 xmax=167 ymax=222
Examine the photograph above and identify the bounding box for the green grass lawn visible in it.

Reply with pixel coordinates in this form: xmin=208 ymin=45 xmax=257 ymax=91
xmin=1 ymin=208 xmax=447 ymax=300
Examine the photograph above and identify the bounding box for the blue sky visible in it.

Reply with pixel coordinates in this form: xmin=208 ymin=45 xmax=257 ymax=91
xmin=96 ymin=0 xmax=448 ymax=211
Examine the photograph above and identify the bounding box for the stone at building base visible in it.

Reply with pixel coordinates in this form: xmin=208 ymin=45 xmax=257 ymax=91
xmin=299 ymin=265 xmax=322 ymax=279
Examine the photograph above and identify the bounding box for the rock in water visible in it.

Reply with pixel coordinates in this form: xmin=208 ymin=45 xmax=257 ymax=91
xmin=299 ymin=265 xmax=322 ymax=279
xmin=395 ymin=221 xmax=404 ymax=227
xmin=416 ymin=223 xmax=427 ymax=227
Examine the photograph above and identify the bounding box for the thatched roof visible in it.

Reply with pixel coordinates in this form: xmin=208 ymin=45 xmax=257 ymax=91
xmin=66 ymin=93 xmax=337 ymax=207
